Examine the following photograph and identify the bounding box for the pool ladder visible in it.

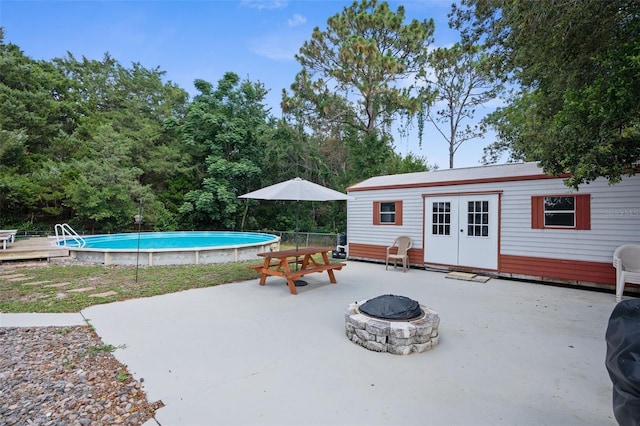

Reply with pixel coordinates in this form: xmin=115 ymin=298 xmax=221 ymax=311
xmin=54 ymin=223 xmax=86 ymax=248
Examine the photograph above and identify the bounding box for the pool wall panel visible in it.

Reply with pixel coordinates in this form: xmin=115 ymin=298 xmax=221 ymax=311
xmin=69 ymin=240 xmax=281 ymax=266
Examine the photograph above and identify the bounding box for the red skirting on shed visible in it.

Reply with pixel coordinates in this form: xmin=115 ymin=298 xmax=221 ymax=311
xmin=348 ymin=242 xmax=616 ymax=288
xmin=499 ymin=254 xmax=614 ymax=286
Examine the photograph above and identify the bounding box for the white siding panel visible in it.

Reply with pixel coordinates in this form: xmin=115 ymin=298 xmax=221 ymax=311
xmin=498 ymin=177 xmax=640 ymax=262
xmin=348 ymin=188 xmax=424 ymax=249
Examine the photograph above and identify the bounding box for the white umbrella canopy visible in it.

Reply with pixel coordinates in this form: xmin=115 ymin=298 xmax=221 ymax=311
xmin=239 ymin=177 xmax=353 ymax=202
xmin=239 ymin=177 xmax=352 ymax=253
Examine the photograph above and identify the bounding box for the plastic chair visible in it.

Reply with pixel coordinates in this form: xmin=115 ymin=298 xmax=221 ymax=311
xmin=386 ymin=236 xmax=412 ymax=272
xmin=613 ymin=244 xmax=640 ymax=302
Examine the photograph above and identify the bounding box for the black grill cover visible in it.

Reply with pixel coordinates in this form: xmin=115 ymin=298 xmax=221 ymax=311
xmin=605 ymin=299 xmax=640 ymax=426
xmin=359 ymin=294 xmax=421 ymax=320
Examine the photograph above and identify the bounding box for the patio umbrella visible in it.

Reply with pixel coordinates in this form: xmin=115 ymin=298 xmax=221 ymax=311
xmin=239 ymin=177 xmax=352 ymax=251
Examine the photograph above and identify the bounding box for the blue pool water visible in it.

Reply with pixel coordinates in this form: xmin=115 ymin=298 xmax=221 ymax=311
xmin=58 ymin=231 xmax=278 ymax=250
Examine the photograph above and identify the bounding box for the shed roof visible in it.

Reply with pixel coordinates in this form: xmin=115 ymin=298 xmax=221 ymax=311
xmin=347 ymin=162 xmax=562 ymax=192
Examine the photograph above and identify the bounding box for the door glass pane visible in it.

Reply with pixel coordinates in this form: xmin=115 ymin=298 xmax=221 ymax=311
xmin=467 ymin=199 xmax=490 ymax=238
xmin=432 ymin=201 xmax=451 ymax=235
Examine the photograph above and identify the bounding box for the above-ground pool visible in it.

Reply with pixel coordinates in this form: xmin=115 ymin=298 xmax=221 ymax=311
xmin=57 ymin=231 xmax=280 ymax=266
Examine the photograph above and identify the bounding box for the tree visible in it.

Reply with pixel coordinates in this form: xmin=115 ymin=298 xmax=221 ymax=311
xmin=0 ymin=32 xmax=190 ymax=230
xmin=453 ymin=0 xmax=640 ymax=187
xmin=284 ymin=0 xmax=433 ymax=136
xmin=178 ymin=73 xmax=270 ymax=230
xmin=62 ymin=125 xmax=147 ymax=231
xmin=420 ymin=43 xmax=501 ymax=168
xmin=0 ymin=29 xmax=80 ymax=227
xmin=282 ymin=0 xmax=434 ymax=188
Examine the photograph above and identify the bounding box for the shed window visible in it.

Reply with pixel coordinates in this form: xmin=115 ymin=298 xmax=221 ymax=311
xmin=373 ymin=201 xmax=403 ymax=225
xmin=531 ymin=194 xmax=590 ymax=230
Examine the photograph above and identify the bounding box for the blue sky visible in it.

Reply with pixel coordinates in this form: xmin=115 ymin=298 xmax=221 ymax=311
xmin=0 ymin=0 xmax=499 ymax=168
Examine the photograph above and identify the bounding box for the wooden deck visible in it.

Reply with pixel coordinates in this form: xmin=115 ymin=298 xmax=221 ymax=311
xmin=0 ymin=237 xmax=69 ymax=263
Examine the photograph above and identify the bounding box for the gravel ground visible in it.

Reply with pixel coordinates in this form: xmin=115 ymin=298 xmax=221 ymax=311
xmin=0 ymin=326 xmax=162 ymax=425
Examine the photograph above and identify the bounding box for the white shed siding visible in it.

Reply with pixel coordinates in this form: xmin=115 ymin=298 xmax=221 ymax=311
xmin=348 ymin=188 xmax=424 ymax=249
xmin=498 ymin=176 xmax=640 ymax=263
xmin=348 ymin=164 xmax=640 ymax=265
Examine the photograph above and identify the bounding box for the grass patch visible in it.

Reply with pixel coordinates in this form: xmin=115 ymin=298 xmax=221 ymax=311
xmin=86 ymin=343 xmax=127 ymax=355
xmin=0 ymin=261 xmax=262 ymax=313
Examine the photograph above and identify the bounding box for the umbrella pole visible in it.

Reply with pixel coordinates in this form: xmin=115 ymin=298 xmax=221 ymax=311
xmin=294 ymin=200 xmax=307 ymax=286
xmin=295 ymin=200 xmax=299 ymax=252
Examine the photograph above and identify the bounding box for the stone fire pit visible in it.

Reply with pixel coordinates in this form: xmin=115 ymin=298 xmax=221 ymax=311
xmin=345 ymin=295 xmax=440 ymax=355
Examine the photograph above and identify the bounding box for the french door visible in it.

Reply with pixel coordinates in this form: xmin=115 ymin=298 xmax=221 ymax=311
xmin=424 ymin=194 xmax=499 ymax=270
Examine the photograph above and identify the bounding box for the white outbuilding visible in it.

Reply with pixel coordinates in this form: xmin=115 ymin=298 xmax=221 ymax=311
xmin=346 ymin=162 xmax=640 ymax=292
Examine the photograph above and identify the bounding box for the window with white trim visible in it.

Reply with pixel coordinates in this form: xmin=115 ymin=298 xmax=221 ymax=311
xmin=544 ymin=196 xmax=575 ymax=227
xmin=379 ymin=202 xmax=396 ymax=223
xmin=373 ymin=201 xmax=403 ymax=226
xmin=531 ymin=194 xmax=591 ymax=230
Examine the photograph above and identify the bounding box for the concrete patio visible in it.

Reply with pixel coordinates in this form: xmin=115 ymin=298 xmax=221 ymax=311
xmin=78 ymin=261 xmax=619 ymax=425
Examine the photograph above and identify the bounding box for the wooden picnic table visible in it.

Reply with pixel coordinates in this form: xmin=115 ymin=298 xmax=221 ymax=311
xmin=252 ymin=246 xmax=346 ymax=295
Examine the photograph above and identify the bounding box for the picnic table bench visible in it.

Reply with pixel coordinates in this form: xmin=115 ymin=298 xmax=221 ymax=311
xmin=253 ymin=246 xmax=346 ymax=295
xmin=0 ymin=230 xmax=17 ymax=250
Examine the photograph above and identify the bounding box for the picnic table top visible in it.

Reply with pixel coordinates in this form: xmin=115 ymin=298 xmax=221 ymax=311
xmin=256 ymin=246 xmax=333 ymax=258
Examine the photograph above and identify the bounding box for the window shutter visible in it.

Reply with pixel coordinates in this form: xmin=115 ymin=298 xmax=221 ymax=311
xmin=395 ymin=201 xmax=403 ymax=226
xmin=373 ymin=201 xmax=380 ymax=225
xmin=575 ymin=194 xmax=591 ymax=230
xmin=531 ymin=196 xmax=544 ymax=229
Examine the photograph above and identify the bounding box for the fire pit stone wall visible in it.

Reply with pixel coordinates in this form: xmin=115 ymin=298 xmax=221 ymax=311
xmin=345 ymin=300 xmax=440 ymax=355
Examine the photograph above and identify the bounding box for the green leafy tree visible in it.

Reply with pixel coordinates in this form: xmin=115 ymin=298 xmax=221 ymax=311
xmin=62 ymin=125 xmax=148 ymax=231
xmin=453 ymin=0 xmax=640 ymax=187
xmin=481 ymin=91 xmax=541 ymax=165
xmin=53 ymin=53 xmax=188 ymax=229
xmin=282 ymin=0 xmax=434 ymax=188
xmin=0 ymin=29 xmax=79 ymax=227
xmin=285 ymin=0 xmax=433 ymax=135
xmin=178 ymin=73 xmax=269 ymax=230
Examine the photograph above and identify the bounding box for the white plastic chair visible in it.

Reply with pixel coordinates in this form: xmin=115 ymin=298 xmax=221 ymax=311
xmin=613 ymin=244 xmax=640 ymax=302
xmin=386 ymin=236 xmax=412 ymax=272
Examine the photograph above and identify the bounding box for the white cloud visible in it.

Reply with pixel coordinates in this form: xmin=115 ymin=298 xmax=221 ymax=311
xmin=240 ymin=0 xmax=288 ymax=10
xmin=288 ymin=13 xmax=306 ymax=27
xmin=250 ymin=33 xmax=300 ymax=60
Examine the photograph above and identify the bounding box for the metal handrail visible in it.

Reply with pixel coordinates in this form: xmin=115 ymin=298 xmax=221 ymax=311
xmin=54 ymin=223 xmax=86 ymax=248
